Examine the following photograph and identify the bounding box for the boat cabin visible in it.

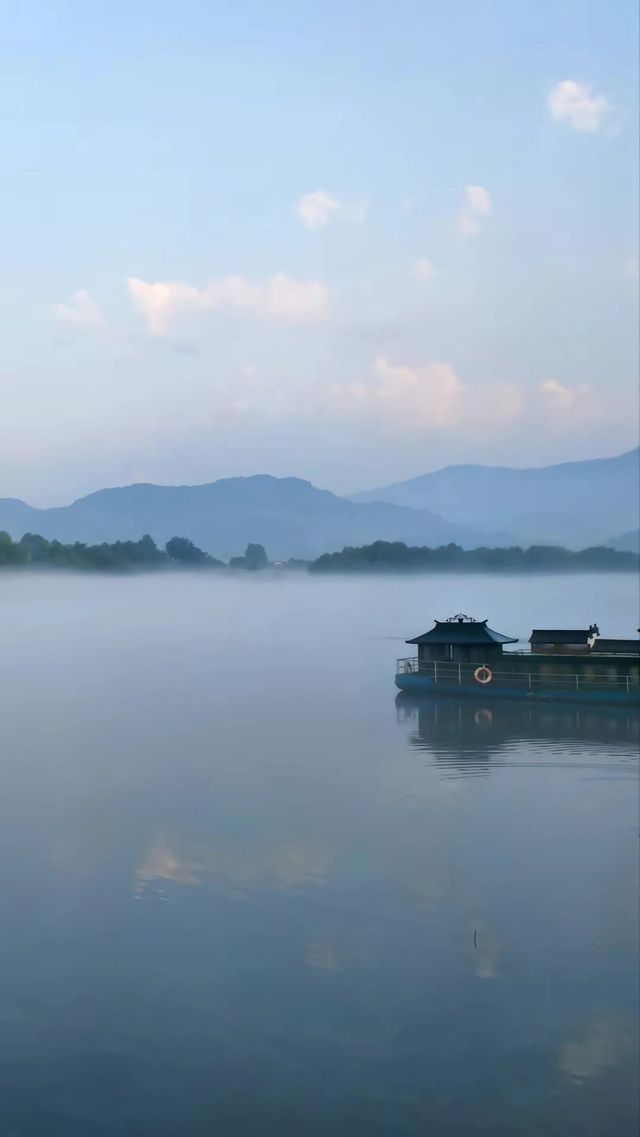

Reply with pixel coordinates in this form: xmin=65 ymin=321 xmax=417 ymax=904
xmin=406 ymin=614 xmax=518 ymax=664
xmin=397 ymin=614 xmax=639 ymax=705
xmin=589 ymin=638 xmax=640 ymax=655
xmin=529 ymin=626 xmax=598 ymax=655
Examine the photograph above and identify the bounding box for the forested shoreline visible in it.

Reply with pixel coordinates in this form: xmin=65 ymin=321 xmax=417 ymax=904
xmin=0 ymin=532 xmax=262 ymax=572
xmin=310 ymin=540 xmax=639 ymax=573
xmin=1 ymin=531 xmax=638 ymax=575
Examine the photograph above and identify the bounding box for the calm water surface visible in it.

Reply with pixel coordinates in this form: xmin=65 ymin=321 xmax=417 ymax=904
xmin=0 ymin=572 xmax=638 ymax=1136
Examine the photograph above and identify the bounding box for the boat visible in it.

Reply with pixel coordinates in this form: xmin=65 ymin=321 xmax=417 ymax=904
xmin=395 ymin=614 xmax=640 ymax=706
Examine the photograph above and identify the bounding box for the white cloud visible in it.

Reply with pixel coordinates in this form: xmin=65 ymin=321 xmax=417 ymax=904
xmin=128 ymin=273 xmax=330 ymax=335
xmin=54 ymin=290 xmax=104 ymax=329
xmin=330 ymin=357 xmax=501 ymax=429
xmin=327 ymin=356 xmax=528 ymax=432
xmin=538 ymin=379 xmax=604 ymax=423
xmin=370 ymin=356 xmax=462 ymax=425
xmin=411 ymin=257 xmax=435 ymax=283
xmin=539 ymin=379 xmax=587 ymax=409
xmin=296 ymin=190 xmax=367 ymax=230
xmin=328 ymin=357 xmax=462 ymax=427
xmin=297 ymin=191 xmax=341 ymax=229
xmin=328 ymin=362 xmax=607 ymax=434
xmin=548 ymin=81 xmax=610 ymax=133
xmin=458 ymin=185 xmax=491 ymax=237
xmin=127 ymin=280 xmax=200 ymax=337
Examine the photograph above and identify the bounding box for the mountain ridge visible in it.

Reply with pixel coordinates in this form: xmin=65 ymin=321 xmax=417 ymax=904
xmin=0 ymin=475 xmax=496 ymax=561
xmin=606 ymin=528 xmax=640 ymax=554
xmin=350 ymin=448 xmax=639 ymax=548
xmin=350 ymin=448 xmax=639 ymax=489
xmin=1 ymin=450 xmax=637 ymax=559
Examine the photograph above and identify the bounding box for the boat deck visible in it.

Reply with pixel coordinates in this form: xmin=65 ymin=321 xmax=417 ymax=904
xmin=396 ymin=655 xmax=640 ymax=704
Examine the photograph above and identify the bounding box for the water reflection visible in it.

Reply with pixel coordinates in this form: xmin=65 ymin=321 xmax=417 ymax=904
xmin=304 ymin=938 xmax=342 ymax=972
xmin=0 ymin=572 xmax=638 ymax=1134
xmin=134 ymin=832 xmax=332 ymax=898
xmin=560 ymin=1017 xmax=634 ymax=1085
xmin=396 ymin=693 xmax=639 ymax=776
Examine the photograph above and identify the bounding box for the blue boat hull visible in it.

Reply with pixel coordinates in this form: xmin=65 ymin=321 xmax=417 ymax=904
xmin=395 ymin=672 xmax=640 ymax=707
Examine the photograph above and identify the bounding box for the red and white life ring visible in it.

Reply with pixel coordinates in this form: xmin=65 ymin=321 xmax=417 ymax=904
xmin=473 ymin=665 xmax=493 ymax=685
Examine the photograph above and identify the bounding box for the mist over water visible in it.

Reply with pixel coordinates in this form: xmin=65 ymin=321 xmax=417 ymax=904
xmin=1 ymin=572 xmax=638 ymax=1135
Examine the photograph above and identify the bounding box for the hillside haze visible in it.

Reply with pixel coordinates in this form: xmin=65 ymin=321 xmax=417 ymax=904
xmin=351 ymin=449 xmax=640 ymax=548
xmin=608 ymin=529 xmax=640 ymax=554
xmin=2 ymin=450 xmax=637 ymax=559
xmin=0 ymin=476 xmax=489 ymax=561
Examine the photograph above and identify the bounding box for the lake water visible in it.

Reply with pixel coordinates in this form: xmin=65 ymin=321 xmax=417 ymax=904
xmin=0 ymin=571 xmax=638 ymax=1136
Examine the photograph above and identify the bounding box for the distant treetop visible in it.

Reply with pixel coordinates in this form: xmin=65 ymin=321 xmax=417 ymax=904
xmin=309 ymin=540 xmax=639 ymax=574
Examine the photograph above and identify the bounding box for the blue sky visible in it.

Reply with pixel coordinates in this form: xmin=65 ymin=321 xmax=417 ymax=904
xmin=1 ymin=0 xmax=638 ymax=503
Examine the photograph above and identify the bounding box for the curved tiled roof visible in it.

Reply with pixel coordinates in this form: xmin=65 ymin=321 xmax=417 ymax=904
xmin=407 ymin=618 xmax=517 ymax=646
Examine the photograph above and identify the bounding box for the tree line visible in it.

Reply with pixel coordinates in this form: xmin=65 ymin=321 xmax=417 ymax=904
xmin=1 ymin=532 xmax=637 ymax=574
xmin=309 ymin=540 xmax=639 ymax=573
xmin=0 ymin=532 xmax=270 ymax=572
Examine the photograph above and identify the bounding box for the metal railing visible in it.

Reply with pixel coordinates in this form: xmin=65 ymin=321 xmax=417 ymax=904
xmin=396 ymin=657 xmax=640 ymax=695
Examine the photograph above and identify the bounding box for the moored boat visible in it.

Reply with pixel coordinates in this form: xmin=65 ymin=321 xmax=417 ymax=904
xmin=395 ymin=614 xmax=640 ymax=706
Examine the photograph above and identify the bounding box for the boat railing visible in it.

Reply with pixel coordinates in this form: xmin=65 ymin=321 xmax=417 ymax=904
xmin=396 ymin=657 xmax=640 ymax=695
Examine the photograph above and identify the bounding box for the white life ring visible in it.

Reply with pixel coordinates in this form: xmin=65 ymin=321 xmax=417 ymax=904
xmin=474 ymin=708 xmax=493 ymax=725
xmin=474 ymin=665 xmax=493 ymax=685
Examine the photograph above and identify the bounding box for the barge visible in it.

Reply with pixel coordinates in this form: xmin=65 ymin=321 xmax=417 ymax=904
xmin=395 ymin=614 xmax=640 ymax=706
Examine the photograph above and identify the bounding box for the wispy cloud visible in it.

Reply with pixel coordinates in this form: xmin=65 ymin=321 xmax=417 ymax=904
xmin=367 ymin=355 xmax=463 ymax=426
xmin=54 ymin=290 xmax=104 ymax=329
xmin=326 ymin=358 xmax=604 ymax=433
xmin=296 ymin=190 xmax=368 ymax=230
xmin=411 ymin=257 xmax=435 ymax=283
xmin=539 ymin=378 xmax=588 ymax=409
xmin=538 ymin=379 xmax=609 ymax=425
xmin=457 ymin=185 xmax=491 ymax=237
xmin=548 ymin=81 xmax=610 ymax=133
xmin=328 ymin=356 xmax=523 ymax=430
xmin=128 ymin=273 xmax=330 ymax=336
xmin=297 ymin=191 xmax=341 ymax=229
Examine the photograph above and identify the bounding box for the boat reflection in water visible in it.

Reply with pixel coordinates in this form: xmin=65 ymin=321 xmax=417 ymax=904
xmin=396 ymin=691 xmax=639 ymax=776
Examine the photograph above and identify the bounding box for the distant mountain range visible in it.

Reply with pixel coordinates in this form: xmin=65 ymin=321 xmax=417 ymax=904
xmin=351 ymin=449 xmax=640 ymax=550
xmin=607 ymin=529 xmax=640 ymax=554
xmin=1 ymin=449 xmax=637 ymax=560
xmin=0 ymin=477 xmax=491 ymax=561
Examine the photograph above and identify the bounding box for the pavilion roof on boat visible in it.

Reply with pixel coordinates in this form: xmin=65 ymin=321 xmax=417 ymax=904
xmin=406 ymin=614 xmax=517 ymax=646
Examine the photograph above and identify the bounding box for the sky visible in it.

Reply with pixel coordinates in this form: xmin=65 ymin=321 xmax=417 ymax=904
xmin=1 ymin=0 xmax=638 ymax=505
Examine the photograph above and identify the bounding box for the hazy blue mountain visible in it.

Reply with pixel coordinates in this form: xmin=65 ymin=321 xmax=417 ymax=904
xmin=607 ymin=529 xmax=640 ymax=553
xmin=351 ymin=449 xmax=640 ymax=548
xmin=0 ymin=476 xmax=494 ymax=561
xmin=0 ymin=498 xmax=42 ymax=534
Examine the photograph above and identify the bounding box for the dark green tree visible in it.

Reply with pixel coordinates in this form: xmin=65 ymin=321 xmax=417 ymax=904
xmin=309 ymin=540 xmax=639 ymax=574
xmin=20 ymin=533 xmax=51 ymax=562
xmin=244 ymin=543 xmax=268 ymax=570
xmin=166 ymin=536 xmax=212 ymax=565
xmin=0 ymin=532 xmax=26 ymax=565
